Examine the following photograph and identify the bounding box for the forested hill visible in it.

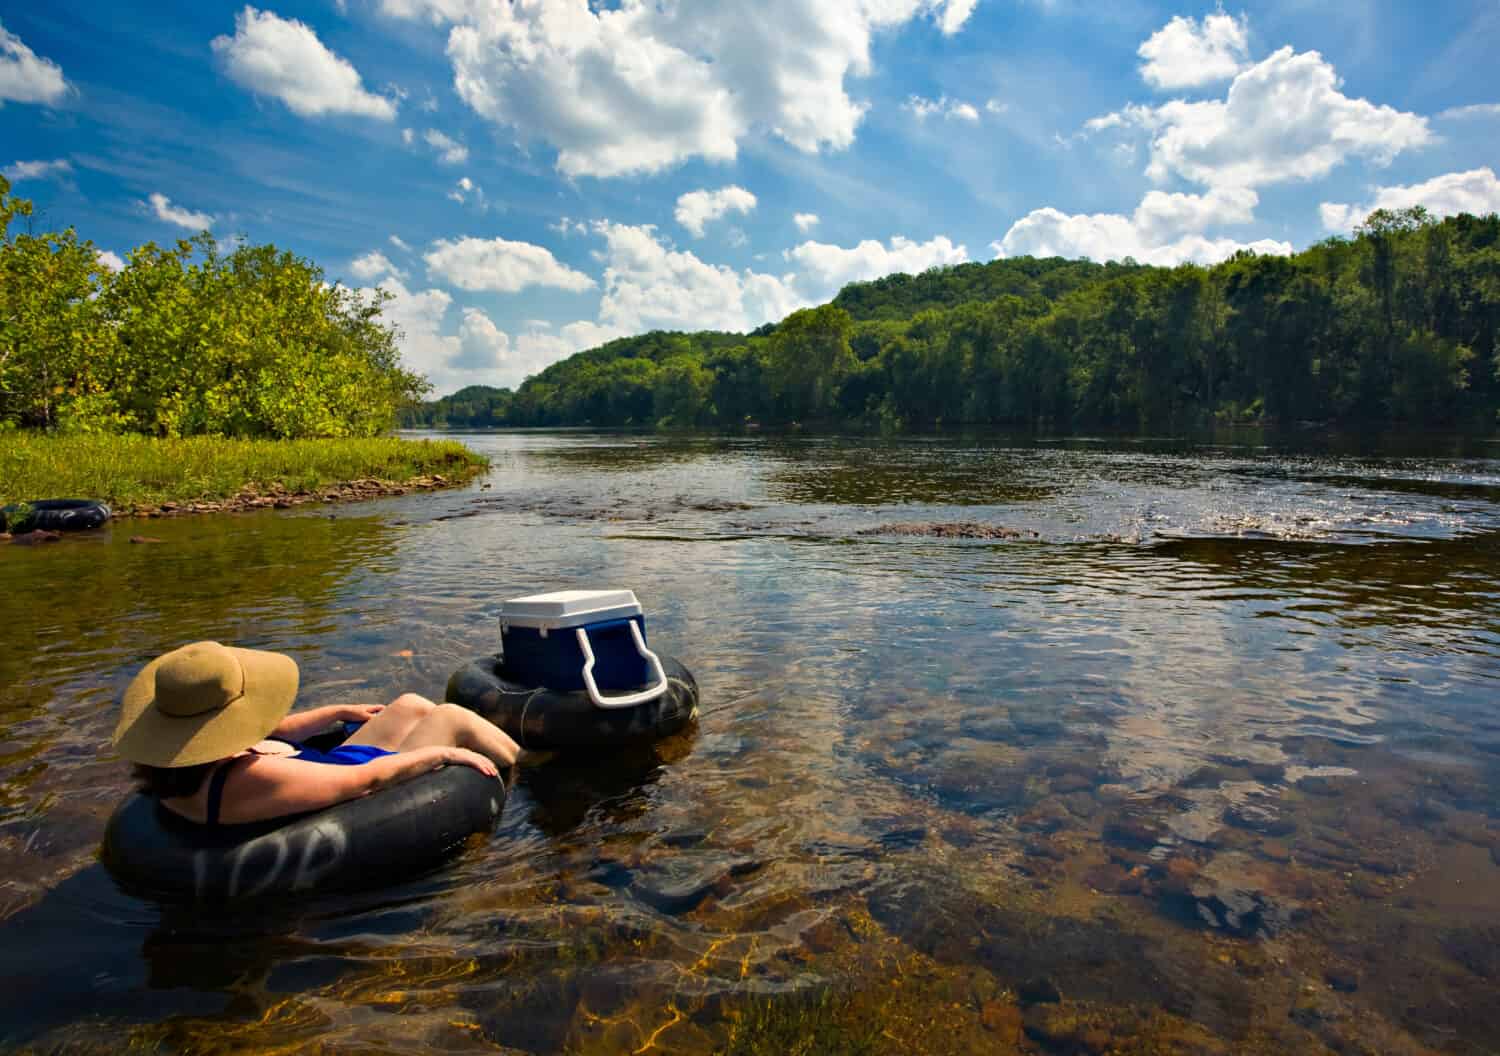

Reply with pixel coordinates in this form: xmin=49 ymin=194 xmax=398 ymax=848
xmin=402 ymin=208 xmax=1500 ymax=433
xmin=829 ymin=256 xmax=1137 ymax=322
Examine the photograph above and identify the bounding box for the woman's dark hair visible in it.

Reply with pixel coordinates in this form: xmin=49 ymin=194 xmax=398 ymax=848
xmin=131 ymin=761 xmax=216 ymax=799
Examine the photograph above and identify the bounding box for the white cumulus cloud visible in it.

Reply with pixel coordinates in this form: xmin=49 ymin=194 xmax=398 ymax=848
xmin=388 ymin=0 xmax=982 ymax=177
xmin=96 ymin=250 xmax=125 ymax=273
xmin=351 ymin=250 xmax=404 ymax=280
xmin=1319 ymin=168 xmax=1500 ymax=233
xmin=1137 ymin=11 xmax=1249 ymax=90
xmin=389 ymin=234 xmax=412 ymax=252
xmin=0 ymin=21 xmax=69 ymax=106
xmin=591 ymin=222 xmax=806 ymax=334
xmin=377 ymin=0 xmax=474 ymax=21
xmin=793 ymin=212 xmax=820 ymax=232
xmin=550 ymin=216 xmax=589 ymax=237
xmin=212 ymin=6 xmax=397 ymax=120
xmin=147 ymin=192 xmax=214 ymax=231
xmin=570 ymin=226 xmax=968 ymax=340
xmin=787 ymin=234 xmax=968 ymax=300
xmin=351 ymin=251 xmax=534 ymax=391
xmin=903 ymin=95 xmax=980 ymax=122
xmin=445 ymin=175 xmax=486 ymax=209
xmin=1083 ymin=111 xmax=1127 ymax=133
xmin=450 ymin=306 xmax=511 ymax=370
xmin=1439 ymin=103 xmax=1500 ymax=121
xmin=1133 ymin=186 xmax=1259 ymax=241
xmin=423 ymin=128 xmax=468 ymax=164
xmin=1100 ymin=47 xmax=1431 ymax=190
xmin=992 ymin=188 xmax=1292 ymax=267
xmin=934 ymin=0 xmax=980 ymax=35
xmin=675 ymin=185 xmax=757 ymax=237
xmin=424 ymin=235 xmax=595 ymax=293
xmin=353 ymin=266 xmax=454 ymax=377
xmin=1 ymin=158 xmax=71 ymax=181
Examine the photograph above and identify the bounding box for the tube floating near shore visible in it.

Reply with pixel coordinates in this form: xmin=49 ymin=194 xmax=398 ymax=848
xmin=1 ymin=499 xmax=111 ymax=533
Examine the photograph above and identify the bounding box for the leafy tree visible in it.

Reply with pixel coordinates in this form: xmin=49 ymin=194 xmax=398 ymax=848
xmin=97 ymin=235 xmax=425 ymax=437
xmin=766 ymin=305 xmax=855 ymax=422
xmin=653 ymin=355 xmax=715 ymax=427
xmin=2 ymin=180 xmax=426 ymax=438
xmin=0 ymin=176 xmax=117 ymax=430
xmin=705 ymin=342 xmax=769 ymax=425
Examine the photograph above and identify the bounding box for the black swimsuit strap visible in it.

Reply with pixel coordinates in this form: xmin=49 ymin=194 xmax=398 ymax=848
xmin=204 ymin=757 xmax=249 ymax=827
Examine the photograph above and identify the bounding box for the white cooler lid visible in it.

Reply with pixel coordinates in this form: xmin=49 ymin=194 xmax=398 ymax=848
xmin=501 ymin=589 xmax=643 ymax=630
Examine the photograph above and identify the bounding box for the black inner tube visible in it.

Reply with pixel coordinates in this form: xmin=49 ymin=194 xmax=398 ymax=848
xmin=2 ymin=499 xmax=111 ymax=533
xmin=101 ymin=765 xmax=505 ymax=902
xmin=446 ymin=654 xmax=699 ymax=752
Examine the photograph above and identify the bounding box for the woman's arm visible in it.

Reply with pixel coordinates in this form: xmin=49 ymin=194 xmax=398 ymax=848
xmin=216 ymin=746 xmax=498 ymax=824
xmin=271 ymin=704 xmax=384 ymax=743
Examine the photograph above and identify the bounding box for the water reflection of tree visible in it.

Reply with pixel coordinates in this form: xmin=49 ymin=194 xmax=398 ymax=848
xmin=1151 ymin=532 xmax=1500 ymax=633
xmin=763 ymin=438 xmax=1057 ymax=506
xmin=0 ymin=512 xmax=401 ymax=706
xmin=519 ymin=434 xmax=740 ymax=473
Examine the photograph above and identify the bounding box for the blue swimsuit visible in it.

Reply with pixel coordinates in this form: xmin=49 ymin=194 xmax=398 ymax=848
xmin=286 ymin=742 xmax=394 ymax=766
xmin=202 ymin=737 xmax=395 ymax=826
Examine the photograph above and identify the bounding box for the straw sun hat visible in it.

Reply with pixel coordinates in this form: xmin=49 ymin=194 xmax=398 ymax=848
xmin=112 ymin=642 xmax=299 ymax=768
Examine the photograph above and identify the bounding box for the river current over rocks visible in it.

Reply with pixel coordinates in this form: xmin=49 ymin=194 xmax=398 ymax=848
xmin=2 ymin=429 xmax=1499 ymax=1053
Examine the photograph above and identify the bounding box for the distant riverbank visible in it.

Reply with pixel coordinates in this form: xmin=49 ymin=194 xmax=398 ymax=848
xmin=0 ymin=434 xmax=487 ymax=520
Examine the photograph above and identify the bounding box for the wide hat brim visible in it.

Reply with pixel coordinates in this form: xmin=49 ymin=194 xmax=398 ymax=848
xmin=112 ymin=645 xmax=299 ymax=768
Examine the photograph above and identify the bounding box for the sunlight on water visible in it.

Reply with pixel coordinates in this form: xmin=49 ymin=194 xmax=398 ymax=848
xmin=2 ymin=430 xmax=1499 ymax=1053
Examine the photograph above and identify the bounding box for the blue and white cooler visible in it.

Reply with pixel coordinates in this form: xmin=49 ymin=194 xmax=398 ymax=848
xmin=447 ymin=588 xmax=699 ymax=749
xmin=499 ymin=589 xmax=669 ymax=708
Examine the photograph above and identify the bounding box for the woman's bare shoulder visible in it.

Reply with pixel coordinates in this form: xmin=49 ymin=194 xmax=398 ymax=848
xmin=216 ymin=752 xmax=387 ymax=823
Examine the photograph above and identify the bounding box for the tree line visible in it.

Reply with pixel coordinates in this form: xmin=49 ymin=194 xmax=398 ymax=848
xmin=0 ymin=176 xmax=425 ymax=438
xmin=406 ymin=207 xmax=1500 ymax=433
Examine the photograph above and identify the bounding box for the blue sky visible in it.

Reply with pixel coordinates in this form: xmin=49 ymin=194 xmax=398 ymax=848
xmin=3 ymin=1 xmax=1499 ymax=395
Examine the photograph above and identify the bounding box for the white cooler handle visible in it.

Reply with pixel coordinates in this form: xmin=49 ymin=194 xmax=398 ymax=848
xmin=576 ymin=622 xmax=669 ymax=709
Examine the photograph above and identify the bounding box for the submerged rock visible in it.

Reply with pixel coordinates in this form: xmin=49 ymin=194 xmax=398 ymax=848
xmin=857 ymin=521 xmax=1039 ymax=540
xmin=1083 ymin=862 xmax=1144 ymax=895
xmin=1017 ymin=976 xmax=1063 ymax=1006
xmin=1295 ymin=776 xmax=1345 ymax=797
xmin=1324 ymin=967 xmax=1360 ymax=993
xmin=1102 ymin=811 xmax=1167 ymax=851
xmin=1018 ymin=800 xmax=1073 ymax=834
xmin=1176 ymin=852 xmax=1299 ymax=939
xmin=980 ymin=999 xmax=1023 ymax=1043
xmin=1224 ymin=802 xmax=1296 ymax=837
xmin=9 ymin=529 xmax=61 ymax=545
xmin=1443 ymin=924 xmax=1500 ymax=979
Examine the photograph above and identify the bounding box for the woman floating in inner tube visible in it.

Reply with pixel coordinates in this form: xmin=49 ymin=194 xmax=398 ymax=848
xmin=112 ymin=641 xmax=519 ymax=827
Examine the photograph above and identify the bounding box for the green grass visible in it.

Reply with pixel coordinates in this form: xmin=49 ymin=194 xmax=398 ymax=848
xmin=0 ymin=433 xmax=488 ymax=510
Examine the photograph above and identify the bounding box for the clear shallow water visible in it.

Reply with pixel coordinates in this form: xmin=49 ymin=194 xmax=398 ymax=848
xmin=2 ymin=430 xmax=1500 ymax=1053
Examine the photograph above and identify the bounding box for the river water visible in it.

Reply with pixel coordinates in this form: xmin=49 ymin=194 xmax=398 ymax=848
xmin=3 ymin=430 xmax=1500 ymax=1054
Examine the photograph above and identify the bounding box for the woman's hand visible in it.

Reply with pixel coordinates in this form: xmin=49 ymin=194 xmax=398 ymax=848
xmin=338 ymin=703 xmax=385 ymax=724
xmin=440 ymin=746 xmax=500 ymax=779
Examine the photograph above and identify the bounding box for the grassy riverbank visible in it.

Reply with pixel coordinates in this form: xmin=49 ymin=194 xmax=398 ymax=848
xmin=0 ymin=434 xmax=488 ymax=511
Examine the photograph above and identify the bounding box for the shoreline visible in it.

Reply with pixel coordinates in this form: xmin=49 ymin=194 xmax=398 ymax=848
xmin=121 ymin=471 xmax=467 ymax=518
xmin=1 ymin=472 xmax=474 ymax=544
xmin=2 ymin=434 xmax=488 ymax=543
